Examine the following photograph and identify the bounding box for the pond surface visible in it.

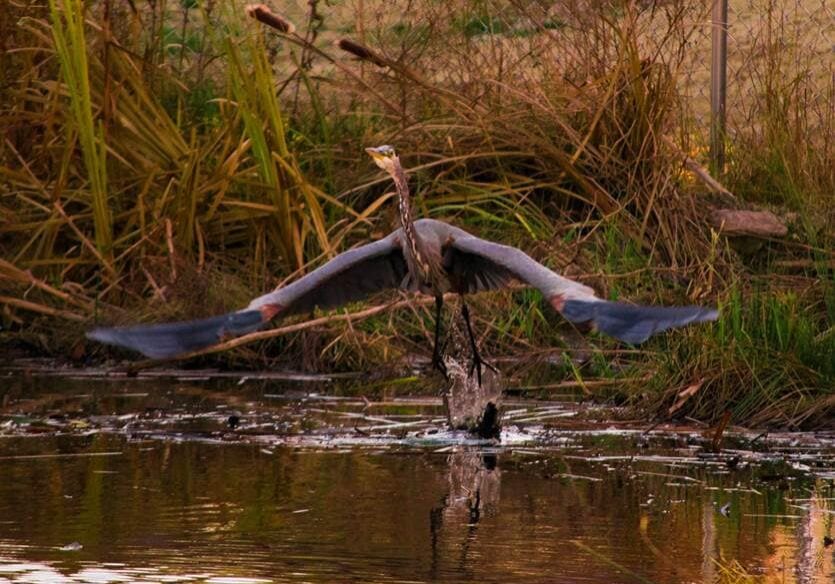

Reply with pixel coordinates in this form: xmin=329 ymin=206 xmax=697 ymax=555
xmin=0 ymin=369 xmax=833 ymax=583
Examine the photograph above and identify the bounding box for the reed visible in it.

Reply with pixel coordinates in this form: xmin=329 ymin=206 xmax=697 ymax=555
xmin=223 ymin=21 xmax=332 ymax=270
xmin=635 ymin=286 xmax=835 ymax=428
xmin=47 ymin=0 xmax=112 ymax=264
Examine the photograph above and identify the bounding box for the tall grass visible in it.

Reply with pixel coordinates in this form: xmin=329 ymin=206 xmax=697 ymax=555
xmin=223 ymin=7 xmax=332 ymax=270
xmin=639 ymin=286 xmax=834 ymax=427
xmin=48 ymin=0 xmax=112 ymax=264
xmin=723 ymin=0 xmax=834 ymax=215
xmin=0 ymin=0 xmax=832 ymax=426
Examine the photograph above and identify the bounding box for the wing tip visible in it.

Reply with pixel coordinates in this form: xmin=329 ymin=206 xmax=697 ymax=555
xmin=85 ymin=309 xmax=267 ymax=360
xmin=561 ymin=299 xmax=720 ymax=344
xmin=85 ymin=326 xmax=181 ymax=359
xmin=86 ymin=327 xmax=116 ymax=344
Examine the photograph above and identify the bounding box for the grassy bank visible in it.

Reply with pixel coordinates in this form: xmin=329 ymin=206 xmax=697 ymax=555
xmin=1 ymin=0 xmax=832 ymax=428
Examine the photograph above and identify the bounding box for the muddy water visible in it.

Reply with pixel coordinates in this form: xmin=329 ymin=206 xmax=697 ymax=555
xmin=0 ymin=372 xmax=833 ymax=583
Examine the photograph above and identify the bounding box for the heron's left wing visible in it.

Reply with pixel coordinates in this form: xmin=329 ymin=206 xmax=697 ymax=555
xmin=446 ymin=235 xmax=718 ymax=344
xmin=87 ymin=233 xmax=407 ymax=359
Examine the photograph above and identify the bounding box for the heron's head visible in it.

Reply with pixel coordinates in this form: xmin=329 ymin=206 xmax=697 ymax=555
xmin=365 ymin=145 xmax=400 ymax=175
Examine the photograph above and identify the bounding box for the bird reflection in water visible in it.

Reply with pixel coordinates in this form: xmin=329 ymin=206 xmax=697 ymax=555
xmin=430 ymin=449 xmax=501 ymax=579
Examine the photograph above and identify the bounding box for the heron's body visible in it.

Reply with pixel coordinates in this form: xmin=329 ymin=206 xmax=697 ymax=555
xmin=88 ymin=146 xmax=719 ymax=367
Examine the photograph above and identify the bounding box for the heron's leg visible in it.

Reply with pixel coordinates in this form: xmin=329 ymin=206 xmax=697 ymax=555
xmin=432 ymin=295 xmax=448 ymax=378
xmin=461 ymin=301 xmax=497 ymax=386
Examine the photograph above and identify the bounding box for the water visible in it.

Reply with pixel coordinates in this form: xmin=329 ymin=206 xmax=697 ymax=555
xmin=0 ymin=371 xmax=833 ymax=583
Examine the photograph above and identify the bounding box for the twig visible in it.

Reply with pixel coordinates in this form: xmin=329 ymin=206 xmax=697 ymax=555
xmin=0 ymin=258 xmax=93 ymax=310
xmin=0 ymin=295 xmax=86 ymax=322
xmin=709 ymin=411 xmax=733 ymax=453
xmin=515 ymin=376 xmax=650 ymax=391
xmin=53 ymin=200 xmax=117 ymax=278
xmin=662 ymin=135 xmax=737 ymax=200
xmin=165 ymin=218 xmax=177 ymax=280
xmin=667 ymin=379 xmax=704 ymax=416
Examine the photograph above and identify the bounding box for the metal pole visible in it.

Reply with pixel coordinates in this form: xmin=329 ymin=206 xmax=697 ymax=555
xmin=710 ymin=0 xmax=728 ymax=175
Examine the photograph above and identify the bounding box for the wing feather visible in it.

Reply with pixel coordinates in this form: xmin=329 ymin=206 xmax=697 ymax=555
xmin=251 ymin=234 xmax=407 ymax=315
xmin=446 ymin=233 xmax=718 ymax=344
xmin=88 ymin=233 xmax=406 ymax=358
xmin=445 ymin=235 xmax=596 ymax=299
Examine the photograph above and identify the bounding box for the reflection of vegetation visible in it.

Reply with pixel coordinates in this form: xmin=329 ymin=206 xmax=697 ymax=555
xmin=0 ymin=428 xmax=829 ymax=581
xmin=714 ymin=559 xmax=759 ymax=584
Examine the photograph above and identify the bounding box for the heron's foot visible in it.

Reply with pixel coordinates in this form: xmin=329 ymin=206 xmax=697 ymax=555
xmin=468 ymin=352 xmax=498 ymax=387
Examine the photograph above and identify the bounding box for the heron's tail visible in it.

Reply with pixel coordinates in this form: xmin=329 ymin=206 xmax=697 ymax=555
xmin=86 ymin=310 xmax=266 ymax=359
xmin=561 ymin=299 xmax=718 ymax=344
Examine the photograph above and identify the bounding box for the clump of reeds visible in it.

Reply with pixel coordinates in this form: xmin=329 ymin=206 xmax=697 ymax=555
xmin=634 ymin=287 xmax=835 ymax=428
xmin=1 ymin=0 xmax=833 ymax=428
xmin=3 ymin=0 xmax=338 ymax=313
xmin=48 ymin=0 xmax=112 ymax=264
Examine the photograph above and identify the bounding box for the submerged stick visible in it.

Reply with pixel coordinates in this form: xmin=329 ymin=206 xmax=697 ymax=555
xmin=0 ymin=451 xmax=122 ymax=461
xmin=570 ymin=541 xmax=657 ymax=584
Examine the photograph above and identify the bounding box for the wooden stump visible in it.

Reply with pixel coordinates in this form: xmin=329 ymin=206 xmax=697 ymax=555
xmin=441 ymin=302 xmax=503 ymax=438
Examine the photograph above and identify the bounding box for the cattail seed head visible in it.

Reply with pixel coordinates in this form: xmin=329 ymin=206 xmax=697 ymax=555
xmin=245 ymin=4 xmax=295 ymax=34
xmin=337 ymin=38 xmax=388 ymax=68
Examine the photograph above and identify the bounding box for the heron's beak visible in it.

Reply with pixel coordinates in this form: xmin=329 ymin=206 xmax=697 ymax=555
xmin=365 ymin=147 xmax=384 ymax=161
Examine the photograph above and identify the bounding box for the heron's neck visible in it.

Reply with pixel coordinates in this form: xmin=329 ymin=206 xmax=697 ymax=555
xmin=391 ymin=161 xmax=424 ymax=260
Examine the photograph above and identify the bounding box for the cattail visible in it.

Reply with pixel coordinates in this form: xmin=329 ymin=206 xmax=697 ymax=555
xmin=245 ymin=4 xmax=295 ymax=34
xmin=336 ymin=38 xmax=388 ymax=68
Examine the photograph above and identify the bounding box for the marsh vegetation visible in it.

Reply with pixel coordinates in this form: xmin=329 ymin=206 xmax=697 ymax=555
xmin=1 ymin=0 xmax=833 ymax=428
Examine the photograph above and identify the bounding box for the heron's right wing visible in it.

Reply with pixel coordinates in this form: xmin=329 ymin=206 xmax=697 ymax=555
xmin=447 ymin=235 xmax=718 ymax=344
xmin=87 ymin=234 xmax=407 ymax=359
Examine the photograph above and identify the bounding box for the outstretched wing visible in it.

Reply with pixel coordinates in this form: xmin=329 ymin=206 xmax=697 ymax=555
xmin=87 ymin=233 xmax=407 ymax=359
xmin=246 ymin=233 xmax=407 ymax=315
xmin=446 ymin=235 xmax=718 ymax=344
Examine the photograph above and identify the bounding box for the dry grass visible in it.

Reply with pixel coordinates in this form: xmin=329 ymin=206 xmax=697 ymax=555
xmin=0 ymin=0 xmax=832 ymax=426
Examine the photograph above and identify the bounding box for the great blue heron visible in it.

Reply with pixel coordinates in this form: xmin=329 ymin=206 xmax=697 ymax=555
xmin=88 ymin=145 xmax=718 ymax=379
